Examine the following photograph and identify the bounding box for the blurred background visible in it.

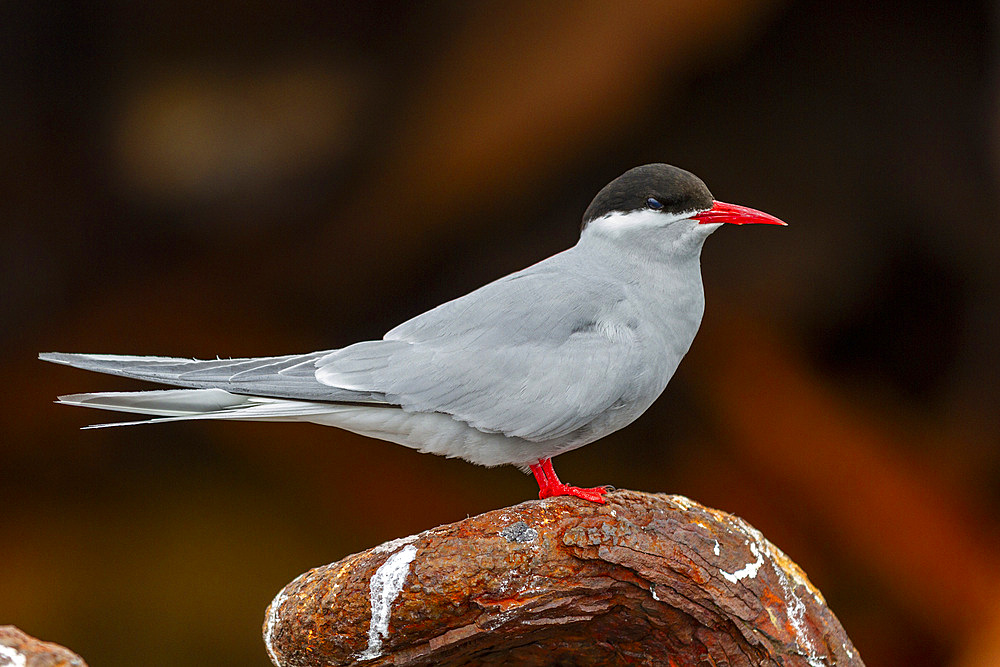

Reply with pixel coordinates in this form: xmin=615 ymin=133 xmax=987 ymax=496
xmin=2 ymin=0 xmax=998 ymax=665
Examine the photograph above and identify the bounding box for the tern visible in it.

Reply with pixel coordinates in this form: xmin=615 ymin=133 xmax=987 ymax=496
xmin=41 ymin=164 xmax=785 ymax=503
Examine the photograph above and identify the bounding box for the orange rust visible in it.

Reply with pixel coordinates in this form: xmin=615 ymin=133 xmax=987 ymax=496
xmin=760 ymin=586 xmax=782 ymax=608
xmin=690 ymin=518 xmax=716 ymax=532
xmin=473 ymin=592 xmax=547 ymax=612
xmin=759 ymin=586 xmax=797 ymax=639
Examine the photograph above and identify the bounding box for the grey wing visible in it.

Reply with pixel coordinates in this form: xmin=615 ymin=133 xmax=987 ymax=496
xmin=41 ymin=248 xmax=649 ymax=439
xmin=38 ymin=350 xmax=386 ymax=403
xmin=316 ymin=261 xmax=647 ymax=442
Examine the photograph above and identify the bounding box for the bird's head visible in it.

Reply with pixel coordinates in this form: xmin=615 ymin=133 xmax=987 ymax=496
xmin=580 ymin=164 xmax=785 ymax=254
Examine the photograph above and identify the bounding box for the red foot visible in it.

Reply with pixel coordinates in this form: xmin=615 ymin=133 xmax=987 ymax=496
xmin=529 ymin=458 xmax=609 ymax=504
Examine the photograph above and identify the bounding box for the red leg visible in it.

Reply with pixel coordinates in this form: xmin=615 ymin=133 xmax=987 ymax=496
xmin=528 ymin=458 xmax=608 ymax=504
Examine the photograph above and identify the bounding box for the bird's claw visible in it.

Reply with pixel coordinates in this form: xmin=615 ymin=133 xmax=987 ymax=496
xmin=538 ymin=483 xmax=609 ymax=504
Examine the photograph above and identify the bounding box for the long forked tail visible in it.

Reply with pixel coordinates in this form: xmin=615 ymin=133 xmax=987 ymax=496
xmin=39 ymin=350 xmax=390 ymax=428
xmin=55 ymin=388 xmax=340 ymax=428
xmin=38 ymin=350 xmax=342 ymax=402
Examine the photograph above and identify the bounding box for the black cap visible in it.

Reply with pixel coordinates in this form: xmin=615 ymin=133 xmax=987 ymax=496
xmin=582 ymin=164 xmax=714 ymax=226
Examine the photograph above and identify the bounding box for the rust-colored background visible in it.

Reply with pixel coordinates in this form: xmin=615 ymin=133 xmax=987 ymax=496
xmin=3 ymin=2 xmax=998 ymax=666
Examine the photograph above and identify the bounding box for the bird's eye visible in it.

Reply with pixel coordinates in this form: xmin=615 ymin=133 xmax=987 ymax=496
xmin=646 ymin=197 xmax=664 ymax=210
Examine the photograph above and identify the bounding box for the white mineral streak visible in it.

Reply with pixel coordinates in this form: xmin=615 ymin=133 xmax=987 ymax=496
xmin=667 ymin=494 xmax=697 ymax=510
xmin=373 ymin=533 xmax=419 ymax=554
xmin=264 ymin=571 xmax=307 ymax=667
xmin=723 ymin=516 xmax=826 ymax=666
xmin=356 ymin=544 xmax=418 ymax=660
xmin=773 ymin=553 xmax=824 ymax=667
xmin=657 ymin=495 xmax=832 ymax=663
xmin=719 ymin=540 xmax=763 ymax=583
xmin=0 ymin=645 xmax=26 ymax=667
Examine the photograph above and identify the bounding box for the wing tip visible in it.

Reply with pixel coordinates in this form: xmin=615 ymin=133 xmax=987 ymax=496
xmin=55 ymin=393 xmax=88 ymax=405
xmin=39 ymin=352 xmax=73 ymax=365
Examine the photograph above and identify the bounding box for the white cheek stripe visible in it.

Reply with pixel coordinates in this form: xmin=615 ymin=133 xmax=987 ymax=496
xmin=585 ymin=208 xmax=702 ymax=236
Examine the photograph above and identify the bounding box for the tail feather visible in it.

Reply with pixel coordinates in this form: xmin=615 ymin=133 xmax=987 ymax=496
xmin=56 ymin=388 xmax=341 ymax=428
xmin=57 ymin=388 xmax=252 ymax=416
xmin=38 ymin=351 xmax=374 ymax=402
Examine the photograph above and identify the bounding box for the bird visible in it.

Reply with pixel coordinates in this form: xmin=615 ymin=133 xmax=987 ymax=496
xmin=40 ymin=164 xmax=785 ymax=503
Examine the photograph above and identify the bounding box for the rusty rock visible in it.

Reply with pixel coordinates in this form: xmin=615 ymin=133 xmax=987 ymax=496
xmin=0 ymin=626 xmax=87 ymax=667
xmin=263 ymin=490 xmax=862 ymax=666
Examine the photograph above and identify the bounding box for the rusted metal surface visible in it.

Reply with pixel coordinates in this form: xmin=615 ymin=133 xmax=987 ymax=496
xmin=264 ymin=490 xmax=862 ymax=666
xmin=0 ymin=626 xmax=87 ymax=667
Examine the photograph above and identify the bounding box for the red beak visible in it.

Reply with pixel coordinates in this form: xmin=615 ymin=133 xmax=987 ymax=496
xmin=693 ymin=200 xmax=787 ymax=226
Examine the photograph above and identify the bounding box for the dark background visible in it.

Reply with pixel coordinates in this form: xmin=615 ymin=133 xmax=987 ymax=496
xmin=3 ymin=1 xmax=999 ymax=665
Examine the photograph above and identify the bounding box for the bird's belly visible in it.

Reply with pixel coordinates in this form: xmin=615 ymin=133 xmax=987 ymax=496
xmin=306 ymin=405 xmax=565 ymax=468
